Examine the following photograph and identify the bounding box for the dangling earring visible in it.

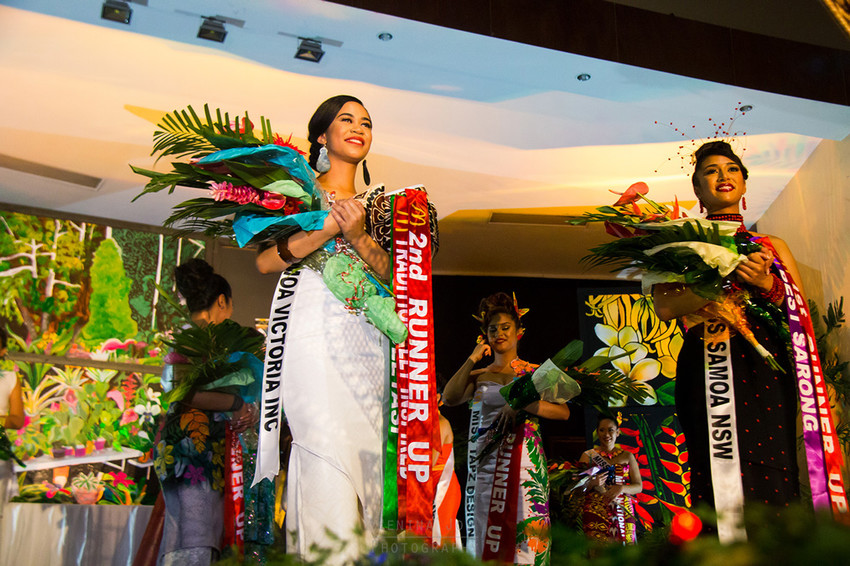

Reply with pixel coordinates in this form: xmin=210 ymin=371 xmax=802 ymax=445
xmin=362 ymin=160 xmax=371 ymax=186
xmin=699 ymin=200 xmax=704 ymax=213
xmin=316 ymin=145 xmax=330 ymax=173
xmin=741 ymin=196 xmax=747 ymax=210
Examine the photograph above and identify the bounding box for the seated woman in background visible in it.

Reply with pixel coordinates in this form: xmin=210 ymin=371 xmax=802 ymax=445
xmin=579 ymin=414 xmax=642 ymax=544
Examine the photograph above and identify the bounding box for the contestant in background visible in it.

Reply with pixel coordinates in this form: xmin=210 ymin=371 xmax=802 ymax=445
xmin=256 ymin=95 xmax=438 ymax=563
xmin=0 ymin=326 xmax=25 ymax=518
xmin=578 ymin=414 xmax=641 ymax=544
xmin=154 ymin=259 xmax=258 ymax=566
xmin=653 ymin=141 xmax=824 ymax=533
xmin=443 ymin=293 xmax=570 ymax=565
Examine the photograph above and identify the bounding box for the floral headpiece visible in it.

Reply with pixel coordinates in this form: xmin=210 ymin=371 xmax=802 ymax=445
xmin=473 ymin=292 xmax=528 ymax=344
xmin=653 ymin=104 xmax=750 ymax=175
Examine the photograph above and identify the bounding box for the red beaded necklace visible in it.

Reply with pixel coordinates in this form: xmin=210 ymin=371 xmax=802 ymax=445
xmin=706 ymin=213 xmax=747 ymax=234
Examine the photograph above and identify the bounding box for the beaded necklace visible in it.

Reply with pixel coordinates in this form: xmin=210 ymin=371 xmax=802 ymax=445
xmin=597 ymin=447 xmax=622 ymax=460
xmin=706 ymin=213 xmax=747 ymax=234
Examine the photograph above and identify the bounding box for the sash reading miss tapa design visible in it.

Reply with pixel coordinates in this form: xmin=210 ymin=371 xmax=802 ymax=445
xmin=464 ymin=397 xmax=482 ymax=555
xmin=253 ymin=269 xmax=301 ymax=486
xmin=385 ymin=186 xmax=439 ymax=536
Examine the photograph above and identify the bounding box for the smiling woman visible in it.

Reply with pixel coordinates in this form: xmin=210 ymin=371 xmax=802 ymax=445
xmin=653 ymin=141 xmax=848 ymax=540
xmin=443 ymin=292 xmax=570 ymax=565
xmin=254 ymin=95 xmax=439 ymax=565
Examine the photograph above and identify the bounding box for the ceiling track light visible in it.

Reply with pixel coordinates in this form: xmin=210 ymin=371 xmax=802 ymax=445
xmin=295 ymin=38 xmax=325 ymax=63
xmin=198 ymin=17 xmax=227 ymax=43
xmin=101 ymin=0 xmax=132 ymax=24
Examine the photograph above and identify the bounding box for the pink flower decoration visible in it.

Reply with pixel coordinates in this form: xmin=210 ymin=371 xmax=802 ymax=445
xmin=185 ymin=465 xmax=206 ymax=486
xmin=120 ymin=409 xmax=138 ymax=426
xmin=63 ymin=389 xmax=78 ymax=409
xmin=107 ymin=390 xmax=125 ymax=411
xmin=163 ymin=351 xmax=190 ymax=365
xmin=210 ymin=182 xmax=260 ymax=205
xmin=110 ymin=471 xmax=134 ymax=488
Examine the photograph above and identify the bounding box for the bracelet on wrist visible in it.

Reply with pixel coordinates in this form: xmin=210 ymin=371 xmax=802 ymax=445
xmin=229 ymin=396 xmax=244 ymax=412
xmin=276 ymin=238 xmax=303 ymax=265
xmin=759 ymin=273 xmax=784 ymax=305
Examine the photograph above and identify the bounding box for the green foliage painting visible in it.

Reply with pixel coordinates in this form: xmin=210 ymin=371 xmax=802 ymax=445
xmin=0 ymin=209 xmax=206 ymax=504
xmin=81 ymin=238 xmax=138 ymax=345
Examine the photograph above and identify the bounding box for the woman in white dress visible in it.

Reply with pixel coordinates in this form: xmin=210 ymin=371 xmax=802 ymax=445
xmin=256 ymin=95 xmax=438 ymax=563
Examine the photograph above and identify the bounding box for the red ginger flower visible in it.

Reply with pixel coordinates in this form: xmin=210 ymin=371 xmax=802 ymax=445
xmin=210 ymin=182 xmax=259 ymax=205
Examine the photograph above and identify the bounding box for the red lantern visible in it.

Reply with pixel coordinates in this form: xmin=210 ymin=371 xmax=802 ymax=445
xmin=669 ymin=510 xmax=702 ymax=544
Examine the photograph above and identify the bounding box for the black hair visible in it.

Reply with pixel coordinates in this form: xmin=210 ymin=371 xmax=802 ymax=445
xmin=596 ymin=412 xmax=620 ymax=429
xmin=0 ymin=326 xmax=6 ymax=350
xmin=691 ymin=140 xmax=749 ymax=188
xmin=477 ymin=292 xmax=522 ymax=337
xmin=307 ymin=95 xmax=366 ymax=171
xmin=174 ymin=258 xmax=231 ymax=314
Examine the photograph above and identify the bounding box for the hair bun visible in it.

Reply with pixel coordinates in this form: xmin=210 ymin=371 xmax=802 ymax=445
xmin=174 ymin=258 xmax=231 ymax=313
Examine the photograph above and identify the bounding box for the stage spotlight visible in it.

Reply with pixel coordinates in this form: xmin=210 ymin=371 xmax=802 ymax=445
xmin=101 ymin=0 xmax=131 ymax=24
xmin=295 ymin=38 xmax=324 ymax=63
xmin=198 ymin=17 xmax=227 ymax=43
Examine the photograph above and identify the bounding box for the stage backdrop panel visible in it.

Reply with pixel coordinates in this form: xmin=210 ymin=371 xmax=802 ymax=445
xmin=0 ymin=208 xmax=205 ymax=505
xmin=578 ymin=288 xmax=690 ymax=532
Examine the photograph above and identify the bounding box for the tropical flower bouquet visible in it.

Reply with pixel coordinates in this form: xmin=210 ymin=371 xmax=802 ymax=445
xmin=131 ymin=105 xmax=327 ymax=248
xmin=475 ymin=340 xmax=649 ymax=461
xmin=571 ymin=182 xmax=783 ymax=371
xmin=132 ymin=106 xmax=406 ymax=344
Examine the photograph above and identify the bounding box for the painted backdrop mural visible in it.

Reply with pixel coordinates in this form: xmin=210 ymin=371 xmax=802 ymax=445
xmin=0 ymin=209 xmax=204 ymax=504
xmin=579 ymin=289 xmax=689 ymax=532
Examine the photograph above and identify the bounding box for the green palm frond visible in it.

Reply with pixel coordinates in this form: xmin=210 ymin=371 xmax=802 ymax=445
xmin=568 ymin=368 xmax=648 ymax=412
xmin=151 ymin=105 xmax=274 ymax=162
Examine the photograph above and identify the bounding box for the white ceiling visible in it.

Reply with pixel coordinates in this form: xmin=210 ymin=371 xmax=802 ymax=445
xmin=1 ymin=0 xmax=849 ymax=276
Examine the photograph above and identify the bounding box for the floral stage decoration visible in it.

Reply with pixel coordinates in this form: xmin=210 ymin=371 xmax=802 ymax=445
xmin=571 ymin=182 xmax=784 ymax=371
xmin=1 ymin=208 xmax=204 ymax=504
